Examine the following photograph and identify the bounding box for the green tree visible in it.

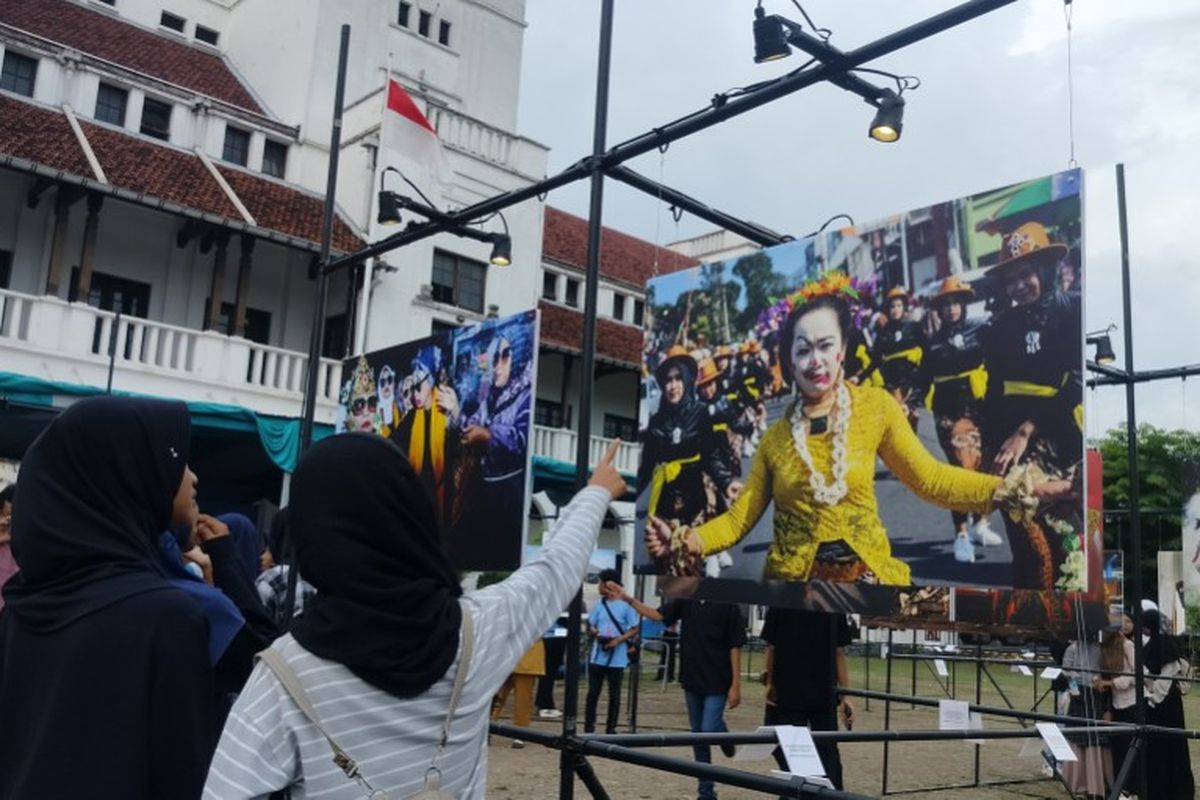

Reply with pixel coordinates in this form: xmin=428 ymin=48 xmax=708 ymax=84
xmin=732 ymin=251 xmax=787 ymax=333
xmin=1097 ymin=424 xmax=1200 ymax=594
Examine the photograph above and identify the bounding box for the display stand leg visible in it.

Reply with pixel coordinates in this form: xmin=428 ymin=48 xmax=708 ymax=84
xmin=973 ymin=643 xmax=982 ymax=787
xmin=882 ymin=629 xmax=894 ymax=795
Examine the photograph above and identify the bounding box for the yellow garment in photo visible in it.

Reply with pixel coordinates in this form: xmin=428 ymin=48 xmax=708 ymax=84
xmin=695 ymin=384 xmax=1002 ymax=585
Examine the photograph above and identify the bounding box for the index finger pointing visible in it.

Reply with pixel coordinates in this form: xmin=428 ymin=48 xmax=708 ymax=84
xmin=600 ymin=438 xmax=621 ymax=467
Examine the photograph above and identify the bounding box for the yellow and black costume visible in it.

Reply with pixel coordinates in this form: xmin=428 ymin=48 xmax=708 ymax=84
xmin=870 ymin=313 xmax=926 ymax=427
xmin=641 ymin=353 xmax=735 ymax=526
xmin=693 ymin=384 xmax=1001 ymax=585
xmin=922 ymin=281 xmax=989 ymax=534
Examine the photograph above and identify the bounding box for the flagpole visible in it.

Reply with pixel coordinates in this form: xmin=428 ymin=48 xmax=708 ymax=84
xmin=353 ymin=56 xmax=393 ymax=357
xmin=298 ymin=23 xmax=350 ymax=453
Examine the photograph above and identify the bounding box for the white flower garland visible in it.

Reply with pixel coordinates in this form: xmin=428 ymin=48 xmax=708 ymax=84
xmin=790 ymin=380 xmax=852 ymax=505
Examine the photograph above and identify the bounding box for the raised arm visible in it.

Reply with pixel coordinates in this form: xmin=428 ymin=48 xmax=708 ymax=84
xmin=466 ymin=442 xmax=626 ymax=681
xmin=695 ymin=442 xmax=773 ymax=554
xmin=878 ymin=391 xmax=999 ymax=514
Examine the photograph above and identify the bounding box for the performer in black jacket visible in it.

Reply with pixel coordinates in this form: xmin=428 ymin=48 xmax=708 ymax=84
xmin=980 ymin=222 xmax=1083 ymax=590
xmin=640 ymin=347 xmax=734 ymax=528
xmin=872 ymin=287 xmax=926 ymax=430
xmin=922 ymin=276 xmax=1002 ymax=563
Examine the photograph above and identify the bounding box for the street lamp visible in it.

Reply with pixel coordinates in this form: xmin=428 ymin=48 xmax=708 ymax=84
xmin=488 ymin=212 xmax=512 ymax=266
xmin=752 ymin=4 xmax=910 ymax=144
xmin=1087 ymin=324 xmax=1117 ymax=366
xmin=753 ymin=6 xmax=791 ymax=62
xmin=868 ymin=90 xmax=905 ymax=143
xmin=377 ymin=167 xmax=404 ymax=225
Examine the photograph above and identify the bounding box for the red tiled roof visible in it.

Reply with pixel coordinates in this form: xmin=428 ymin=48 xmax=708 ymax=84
xmin=219 ymin=167 xmax=362 ymax=254
xmin=538 ymin=301 xmax=643 ymax=368
xmin=543 ymin=206 xmax=698 ymax=287
xmin=0 ymin=95 xmax=362 ymax=253
xmin=0 ymin=0 xmax=263 ymax=114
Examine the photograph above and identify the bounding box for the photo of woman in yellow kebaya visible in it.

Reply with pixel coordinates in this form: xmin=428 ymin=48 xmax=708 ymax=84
xmin=644 ymin=274 xmax=1073 ymax=587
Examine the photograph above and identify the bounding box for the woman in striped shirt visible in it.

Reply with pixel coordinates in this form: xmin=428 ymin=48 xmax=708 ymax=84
xmin=204 ymin=433 xmax=625 ymax=799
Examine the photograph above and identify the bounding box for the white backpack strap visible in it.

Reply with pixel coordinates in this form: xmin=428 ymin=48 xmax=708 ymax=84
xmin=257 ymin=648 xmax=373 ymax=790
xmin=437 ymin=606 xmax=474 ymax=753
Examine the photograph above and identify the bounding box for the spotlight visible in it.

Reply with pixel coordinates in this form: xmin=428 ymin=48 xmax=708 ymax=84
xmin=1089 ymin=333 xmax=1116 ymax=365
xmin=377 ymin=191 xmax=402 ymax=225
xmin=753 ymin=6 xmax=791 ymax=63
xmin=868 ymin=91 xmax=905 ymax=143
xmin=489 ymin=234 xmax=512 ymax=267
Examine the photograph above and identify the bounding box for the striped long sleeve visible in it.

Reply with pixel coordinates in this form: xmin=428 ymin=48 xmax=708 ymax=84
xmin=203 ymin=485 xmax=611 ymax=800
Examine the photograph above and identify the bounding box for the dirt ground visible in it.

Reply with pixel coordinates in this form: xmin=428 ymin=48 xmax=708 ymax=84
xmin=486 ymin=657 xmax=1200 ymax=799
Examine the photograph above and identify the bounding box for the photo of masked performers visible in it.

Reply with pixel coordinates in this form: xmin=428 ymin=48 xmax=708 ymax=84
xmin=637 ymin=169 xmax=1085 ymax=602
xmin=337 ymin=310 xmax=538 ymax=571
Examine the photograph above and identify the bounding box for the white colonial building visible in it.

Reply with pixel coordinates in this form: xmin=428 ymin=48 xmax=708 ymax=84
xmin=0 ymin=0 xmax=686 ymax=577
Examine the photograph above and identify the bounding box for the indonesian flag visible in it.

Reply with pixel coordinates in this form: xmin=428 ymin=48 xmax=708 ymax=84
xmin=382 ymin=78 xmax=448 ymax=189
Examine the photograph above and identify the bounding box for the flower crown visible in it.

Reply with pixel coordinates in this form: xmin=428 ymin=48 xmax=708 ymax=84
xmin=756 ymin=272 xmax=878 ymax=337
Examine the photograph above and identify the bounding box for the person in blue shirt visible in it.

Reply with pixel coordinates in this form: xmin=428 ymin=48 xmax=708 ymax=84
xmin=585 ymin=569 xmax=640 ymax=734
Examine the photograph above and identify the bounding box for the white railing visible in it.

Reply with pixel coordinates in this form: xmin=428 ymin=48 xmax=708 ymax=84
xmin=532 ymin=425 xmax=641 ymax=474
xmin=0 ymin=287 xmax=342 ymax=419
xmin=430 ymin=105 xmax=515 ymax=167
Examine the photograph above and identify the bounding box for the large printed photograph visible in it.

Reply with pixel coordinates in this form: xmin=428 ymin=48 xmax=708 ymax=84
xmin=337 ymin=309 xmax=539 ymax=571
xmin=635 ymin=170 xmax=1086 ymax=614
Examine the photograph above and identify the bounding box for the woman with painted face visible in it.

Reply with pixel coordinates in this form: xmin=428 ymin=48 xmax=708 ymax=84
xmin=1142 ymin=608 xmax=1195 ymax=799
xmin=646 ymin=276 xmax=1069 ymax=583
xmin=0 ymin=397 xmax=219 ymax=799
xmin=921 ymin=276 xmax=1002 ymax=564
xmin=640 ymin=346 xmax=735 ymax=532
xmin=980 ymin=222 xmax=1084 ymax=590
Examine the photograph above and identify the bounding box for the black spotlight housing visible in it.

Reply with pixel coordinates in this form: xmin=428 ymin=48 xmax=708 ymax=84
xmin=753 ymin=7 xmax=791 ymax=63
xmin=489 ymin=234 xmax=512 ymax=267
xmin=377 ymin=190 xmax=402 ymax=225
xmin=868 ymin=91 xmax=905 ymax=143
xmin=1089 ymin=333 xmax=1117 ymax=365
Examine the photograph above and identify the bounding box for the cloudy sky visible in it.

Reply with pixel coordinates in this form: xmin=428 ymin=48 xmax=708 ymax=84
xmin=516 ymin=0 xmax=1200 ymax=440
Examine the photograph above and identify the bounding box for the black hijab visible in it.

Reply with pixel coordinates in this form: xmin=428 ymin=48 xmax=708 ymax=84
xmin=3 ymin=396 xmax=191 ymax=631
xmin=289 ymin=433 xmax=463 ymax=698
xmin=1143 ymin=608 xmax=1182 ymax=673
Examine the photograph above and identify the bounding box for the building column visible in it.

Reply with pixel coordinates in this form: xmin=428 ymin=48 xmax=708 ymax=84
xmin=232 ymin=235 xmax=255 ymax=337
xmin=205 ymin=234 xmax=230 ymax=331
xmin=74 ymin=193 xmax=105 ymax=300
xmin=44 ymin=189 xmax=80 ymax=297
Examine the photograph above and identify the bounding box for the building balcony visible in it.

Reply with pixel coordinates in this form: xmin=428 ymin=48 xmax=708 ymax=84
xmin=531 ymin=424 xmax=640 ymax=475
xmin=0 ymin=288 xmax=341 ymax=423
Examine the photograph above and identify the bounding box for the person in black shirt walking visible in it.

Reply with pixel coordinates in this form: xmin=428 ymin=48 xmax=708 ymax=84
xmin=761 ymin=607 xmax=853 ymax=790
xmin=617 ymin=584 xmax=746 ymax=800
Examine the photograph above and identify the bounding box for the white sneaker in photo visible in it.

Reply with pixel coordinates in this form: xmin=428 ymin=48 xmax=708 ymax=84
xmin=971 ymin=518 xmax=1003 ymax=547
xmin=538 ymin=709 xmax=563 ymax=720
xmin=953 ymin=535 xmax=976 ymax=563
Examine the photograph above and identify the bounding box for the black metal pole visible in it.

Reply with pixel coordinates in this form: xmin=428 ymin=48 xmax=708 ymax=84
xmin=864 ymin=629 xmax=870 ymax=711
xmin=882 ymin=629 xmax=893 ymax=795
xmin=1116 ymin=162 xmax=1148 ymax=800
xmin=973 ymin=643 xmax=982 ymax=786
xmin=561 ymin=4 xmax=615 ymax=799
xmin=323 ymin=0 xmax=1019 ymax=274
xmin=298 ymin=24 xmax=351 ymax=453
xmin=910 ymin=630 xmax=917 ymax=708
xmin=607 ymin=166 xmax=790 ymax=247
xmin=105 ymin=309 xmax=121 ymax=393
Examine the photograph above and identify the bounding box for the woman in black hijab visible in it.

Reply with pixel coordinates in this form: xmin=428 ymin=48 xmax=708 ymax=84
xmin=640 ymin=350 xmax=733 ymax=529
xmin=1142 ymin=608 xmax=1195 ymax=799
xmin=205 ymin=433 xmax=626 ymax=798
xmin=0 ymin=396 xmax=215 ymax=799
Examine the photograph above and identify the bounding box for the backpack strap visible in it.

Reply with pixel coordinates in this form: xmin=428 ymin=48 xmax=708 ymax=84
xmin=256 ymin=607 xmax=475 ymax=795
xmin=257 ymin=647 xmax=372 ymax=789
